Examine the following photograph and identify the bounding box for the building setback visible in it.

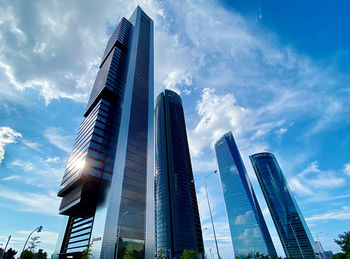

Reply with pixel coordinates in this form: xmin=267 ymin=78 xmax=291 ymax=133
xmin=155 ymin=89 xmax=204 ymax=259
xmin=214 ymin=132 xmax=277 ymax=258
xmin=53 ymin=6 xmax=154 ymax=259
xmin=250 ymin=152 xmax=316 ymax=259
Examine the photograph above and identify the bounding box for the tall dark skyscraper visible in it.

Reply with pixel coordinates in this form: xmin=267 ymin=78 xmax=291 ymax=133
xmin=250 ymin=152 xmax=316 ymax=259
xmin=214 ymin=132 xmax=277 ymax=258
xmin=53 ymin=7 xmax=154 ymax=259
xmin=155 ymin=89 xmax=204 ymax=259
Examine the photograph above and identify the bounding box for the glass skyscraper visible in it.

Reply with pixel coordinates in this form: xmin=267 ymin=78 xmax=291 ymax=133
xmin=214 ymin=132 xmax=277 ymax=258
xmin=155 ymin=90 xmax=204 ymax=259
xmin=53 ymin=7 xmax=154 ymax=259
xmin=250 ymin=152 xmax=316 ymax=259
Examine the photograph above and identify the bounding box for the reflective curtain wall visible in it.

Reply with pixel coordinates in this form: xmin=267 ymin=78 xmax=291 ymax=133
xmin=53 ymin=6 xmax=154 ymax=259
xmin=155 ymin=90 xmax=204 ymax=259
xmin=250 ymin=152 xmax=316 ymax=259
xmin=214 ymin=132 xmax=277 ymax=258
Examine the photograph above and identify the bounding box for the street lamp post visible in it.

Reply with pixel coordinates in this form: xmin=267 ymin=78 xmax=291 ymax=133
xmin=22 ymin=226 xmax=43 ymax=253
xmin=315 ymin=232 xmax=323 ymax=243
xmin=115 ymin=211 xmax=128 ymax=259
xmin=314 ymin=232 xmax=324 ymax=259
xmin=204 ymin=170 xmax=221 ymax=259
xmin=4 ymin=235 xmax=11 ymax=252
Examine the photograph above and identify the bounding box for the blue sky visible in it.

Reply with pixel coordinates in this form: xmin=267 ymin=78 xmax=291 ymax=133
xmin=0 ymin=0 xmax=350 ymax=258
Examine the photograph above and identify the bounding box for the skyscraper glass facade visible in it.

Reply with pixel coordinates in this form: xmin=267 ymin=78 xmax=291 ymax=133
xmin=53 ymin=6 xmax=154 ymax=259
xmin=250 ymin=152 xmax=316 ymax=259
xmin=214 ymin=132 xmax=277 ymax=258
xmin=155 ymin=90 xmax=204 ymax=259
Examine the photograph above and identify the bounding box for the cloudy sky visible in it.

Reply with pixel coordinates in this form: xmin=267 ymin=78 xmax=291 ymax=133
xmin=1 ymin=0 xmax=350 ymax=258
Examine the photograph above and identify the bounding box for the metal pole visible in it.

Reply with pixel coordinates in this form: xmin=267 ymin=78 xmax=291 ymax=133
xmin=204 ymin=171 xmax=221 ymax=259
xmin=115 ymin=211 xmax=128 ymax=259
xmin=22 ymin=226 xmax=42 ymax=253
xmin=4 ymin=235 xmax=11 ymax=252
xmin=315 ymin=232 xmax=324 ymax=259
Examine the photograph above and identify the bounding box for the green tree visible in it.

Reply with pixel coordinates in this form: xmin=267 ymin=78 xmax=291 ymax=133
xmin=123 ymin=250 xmax=134 ymax=259
xmin=3 ymin=248 xmax=17 ymax=259
xmin=335 ymin=231 xmax=350 ymax=256
xmin=157 ymin=250 xmax=165 ymax=259
xmin=35 ymin=249 xmax=47 ymax=259
xmin=181 ymin=249 xmax=197 ymax=259
xmin=333 ymin=253 xmax=346 ymax=259
xmin=20 ymin=250 xmax=33 ymax=259
xmin=28 ymin=236 xmax=41 ymax=253
xmin=81 ymin=241 xmax=93 ymax=259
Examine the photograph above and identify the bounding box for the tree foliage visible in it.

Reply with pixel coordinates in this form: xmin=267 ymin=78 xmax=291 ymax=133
xmin=3 ymin=248 xmax=18 ymax=259
xmin=157 ymin=250 xmax=165 ymax=259
xmin=20 ymin=250 xmax=33 ymax=259
xmin=181 ymin=249 xmax=198 ymax=259
xmin=28 ymin=236 xmax=41 ymax=253
xmin=247 ymin=252 xmax=270 ymax=259
xmin=333 ymin=253 xmax=346 ymax=259
xmin=35 ymin=249 xmax=47 ymax=259
xmin=334 ymin=231 xmax=350 ymax=255
xmin=20 ymin=248 xmax=47 ymax=259
xmin=81 ymin=241 xmax=93 ymax=259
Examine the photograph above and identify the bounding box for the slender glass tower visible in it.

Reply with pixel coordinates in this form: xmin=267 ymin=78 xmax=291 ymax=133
xmin=250 ymin=152 xmax=316 ymax=259
xmin=214 ymin=132 xmax=277 ymax=258
xmin=155 ymin=89 xmax=204 ymax=259
xmin=53 ymin=6 xmax=154 ymax=259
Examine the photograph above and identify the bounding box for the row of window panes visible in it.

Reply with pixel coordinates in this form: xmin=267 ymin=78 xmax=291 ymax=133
xmin=71 ymin=222 xmax=92 ymax=233
xmin=64 ymin=145 xmax=89 ymax=177
xmin=62 ymin=165 xmax=82 ymax=186
xmin=64 ymin=147 xmax=88 ymax=178
xmin=75 ymin=115 xmax=98 ymax=145
xmin=66 ymin=247 xmax=85 ymax=253
xmin=79 ymin=99 xmax=102 ymax=129
xmin=70 ymin=227 xmax=91 ymax=238
xmin=67 ymin=239 xmax=89 ymax=249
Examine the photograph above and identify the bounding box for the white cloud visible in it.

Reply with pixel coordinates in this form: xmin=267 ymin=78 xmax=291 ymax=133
xmin=288 ymin=161 xmax=346 ymax=201
xmin=188 ymin=88 xmax=253 ymax=157
xmin=289 ymin=178 xmax=313 ymax=196
xmin=0 ymin=185 xmax=60 ymax=215
xmin=160 ymin=0 xmax=349 ymax=162
xmin=343 ymin=163 xmax=350 ymax=176
xmin=21 ymin=139 xmax=41 ymax=152
xmin=275 ymin=127 xmax=287 ymax=136
xmin=300 ymin=161 xmax=345 ymax=188
xmin=186 ymin=88 xmax=278 ymax=182
xmin=1 ymin=175 xmax=20 ymax=181
xmin=44 ymin=127 xmax=74 ymax=153
xmin=191 ymin=156 xmax=217 ymax=173
xmin=42 ymin=157 xmax=60 ymax=163
xmin=0 ymin=126 xmax=22 ymax=163
xmin=306 ymin=206 xmax=350 ymax=222
xmin=8 ymin=157 xmax=64 ymax=188
xmin=0 ymin=0 xmax=164 ymax=105
xmin=17 ymin=230 xmax=59 ymax=246
xmin=11 ymin=159 xmax=35 ymax=171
